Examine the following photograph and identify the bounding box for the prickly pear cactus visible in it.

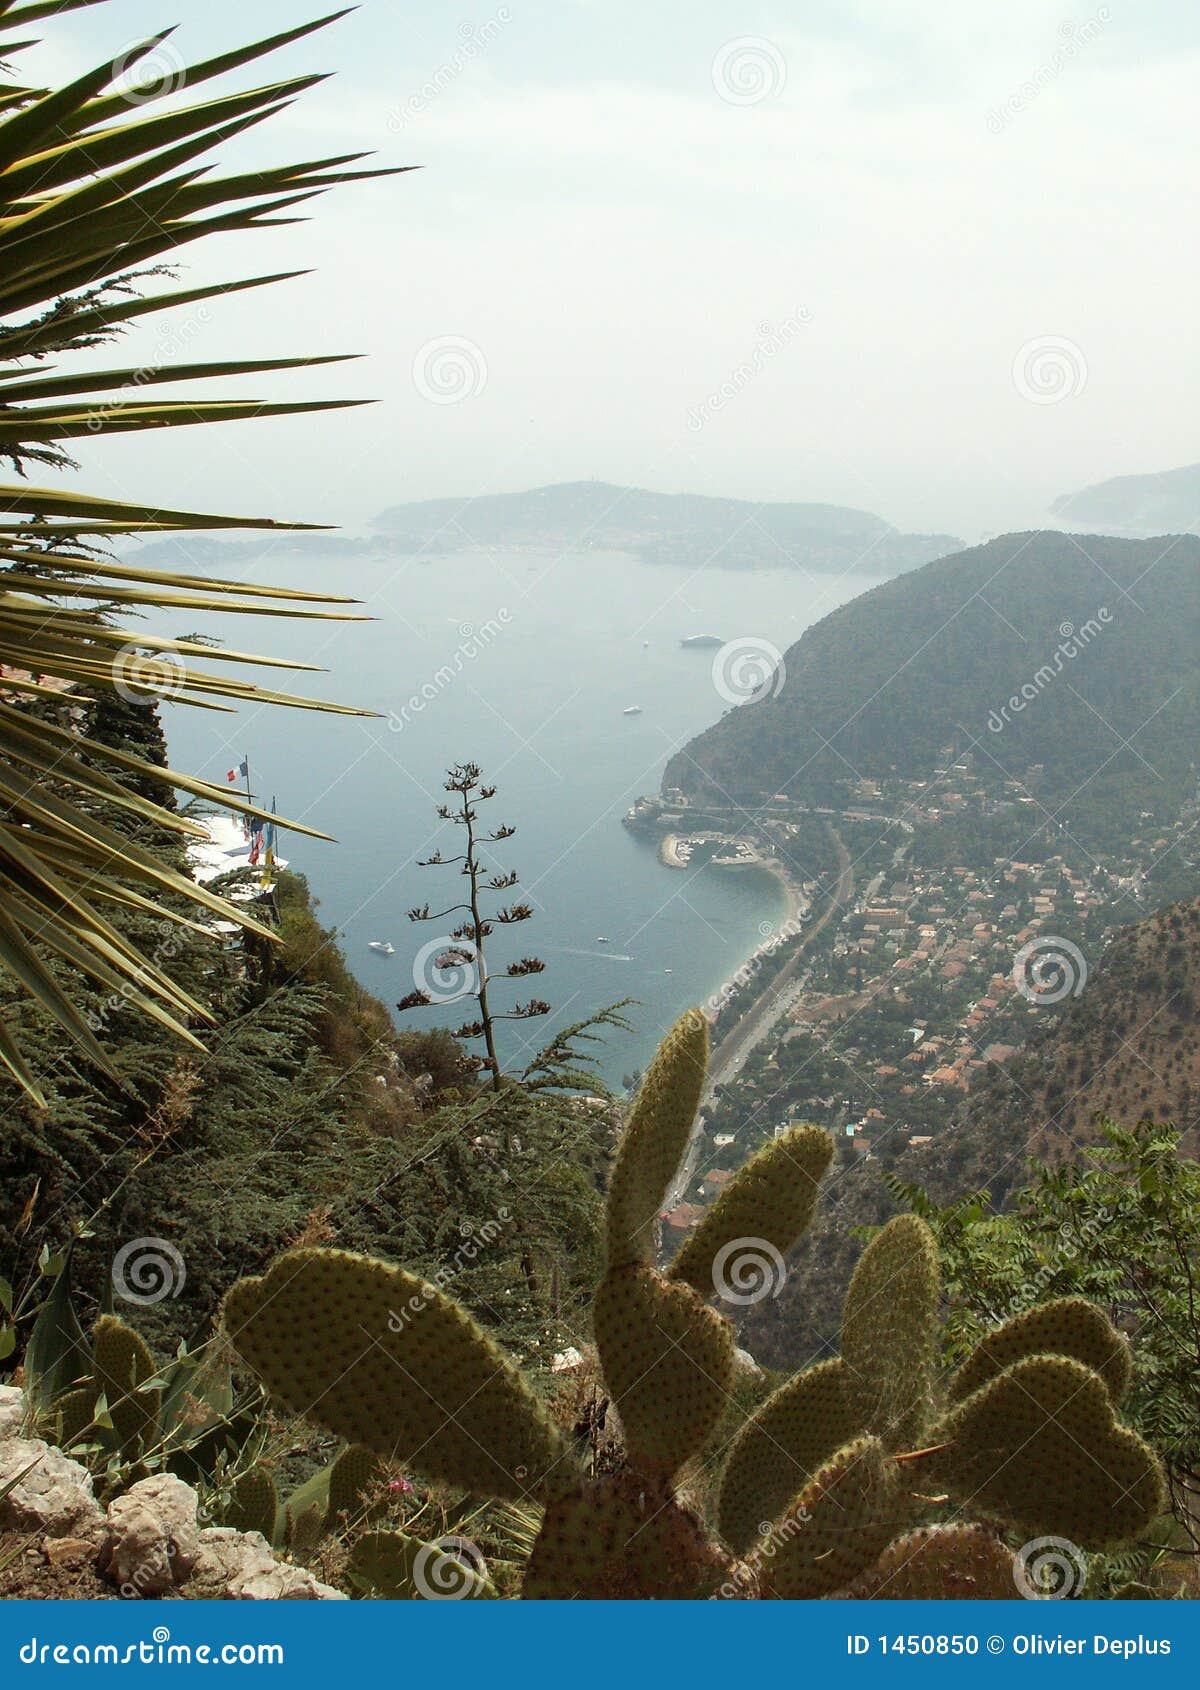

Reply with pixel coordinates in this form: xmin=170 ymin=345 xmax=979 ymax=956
xmin=717 ymin=1357 xmax=858 ymax=1555
xmin=668 ymin=1124 xmax=831 ymax=1298
xmin=89 ymin=1315 xmax=160 ymax=1459
xmin=927 ymin=1354 xmax=1164 ymax=1548
xmin=592 ymin=1264 xmax=732 ymax=1483
xmin=949 ymin=1297 xmax=1132 ymax=1405
xmin=222 ymin=1008 xmax=1166 ymax=1600
xmin=225 ymin=1470 xmax=278 ymax=1540
xmin=223 ymin=1249 xmax=569 ymax=1502
xmin=605 ymin=1009 xmax=708 ymax=1266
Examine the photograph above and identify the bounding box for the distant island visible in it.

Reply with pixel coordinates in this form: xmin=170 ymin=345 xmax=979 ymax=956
xmin=1052 ymin=462 xmax=1200 ymax=535
xmin=125 ymin=481 xmax=961 ymax=578
xmin=374 ymin=481 xmax=962 ymax=576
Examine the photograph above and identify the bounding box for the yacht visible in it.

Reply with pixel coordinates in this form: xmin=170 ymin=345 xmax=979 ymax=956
xmin=622 ymin=704 xmax=643 ymax=716
xmin=367 ymin=940 xmax=395 ymax=956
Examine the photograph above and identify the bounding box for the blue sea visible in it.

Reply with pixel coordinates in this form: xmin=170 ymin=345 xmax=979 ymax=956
xmin=160 ymin=546 xmax=883 ymax=1084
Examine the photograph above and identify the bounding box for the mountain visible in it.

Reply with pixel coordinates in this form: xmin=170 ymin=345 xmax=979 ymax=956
xmin=373 ymin=481 xmax=961 ymax=575
xmin=1053 ymin=464 xmax=1200 ymax=535
xmin=666 ymin=531 xmax=1200 ymax=850
xmin=742 ymin=892 xmax=1200 ymax=1371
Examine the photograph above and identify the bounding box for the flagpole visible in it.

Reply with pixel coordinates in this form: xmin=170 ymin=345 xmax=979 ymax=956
xmin=243 ymin=753 xmax=252 ymax=839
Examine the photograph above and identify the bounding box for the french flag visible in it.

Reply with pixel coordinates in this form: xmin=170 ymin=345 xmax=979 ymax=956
xmin=226 ymin=758 xmax=249 ymax=783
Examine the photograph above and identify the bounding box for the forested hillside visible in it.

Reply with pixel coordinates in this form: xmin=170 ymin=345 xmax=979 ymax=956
xmin=666 ymin=531 xmax=1200 ymax=851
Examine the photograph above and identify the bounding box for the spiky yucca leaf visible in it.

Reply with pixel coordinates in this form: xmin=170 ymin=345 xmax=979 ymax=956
xmin=0 ymin=4 xmax=403 ymax=1097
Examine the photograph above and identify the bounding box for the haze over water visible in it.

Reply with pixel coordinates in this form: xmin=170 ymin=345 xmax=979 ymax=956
xmin=162 ymin=547 xmax=885 ymax=1082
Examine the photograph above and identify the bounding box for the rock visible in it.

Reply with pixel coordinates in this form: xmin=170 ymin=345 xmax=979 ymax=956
xmin=234 ymin=1563 xmax=346 ymax=1601
xmin=0 ymin=1437 xmax=104 ymax=1538
xmin=102 ymin=1473 xmax=200 ymax=1597
xmin=189 ymin=1527 xmax=345 ymax=1600
xmin=42 ymin=1536 xmax=97 ymax=1570
xmin=0 ymin=1385 xmax=25 ymax=1439
xmin=732 ymin=1346 xmax=765 ymax=1383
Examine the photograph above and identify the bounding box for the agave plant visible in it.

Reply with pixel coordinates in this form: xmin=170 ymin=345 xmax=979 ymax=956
xmin=0 ymin=1 xmax=401 ymax=1099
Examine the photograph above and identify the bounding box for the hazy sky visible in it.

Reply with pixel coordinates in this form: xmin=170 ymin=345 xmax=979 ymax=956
xmin=36 ymin=0 xmax=1200 ymax=540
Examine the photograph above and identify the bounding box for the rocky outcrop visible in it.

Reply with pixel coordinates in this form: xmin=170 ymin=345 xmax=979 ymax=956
xmin=0 ymin=1391 xmax=344 ymax=1600
xmin=0 ymin=1384 xmax=25 ymax=1439
xmin=101 ymin=1474 xmax=201 ymax=1597
xmin=0 ymin=1436 xmax=105 ymax=1540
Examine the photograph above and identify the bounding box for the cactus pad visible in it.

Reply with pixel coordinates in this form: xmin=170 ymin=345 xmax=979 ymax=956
xmin=225 ymin=1470 xmax=278 ymax=1540
xmin=950 ymin=1298 xmax=1132 ymax=1405
xmin=523 ymin=1473 xmax=732 ymax=1599
xmin=593 ymin=1264 xmax=733 ymax=1482
xmin=223 ymin=1248 xmax=570 ymax=1501
xmin=717 ymin=1357 xmax=860 ymax=1554
xmin=931 ymin=1355 xmax=1165 ymax=1547
xmin=837 ymin=1524 xmax=1019 ymax=1600
xmin=91 ymin=1314 xmax=160 ymax=1456
xmin=841 ymin=1214 xmax=939 ymax=1448
xmin=325 ymin=1443 xmax=384 ymax=1527
xmin=55 ymin=1384 xmax=97 ymax=1448
xmin=668 ymin=1125 xmax=832 ymax=1300
xmin=605 ymin=1010 xmax=708 ymax=1267
xmin=751 ymin=1435 xmax=904 ymax=1599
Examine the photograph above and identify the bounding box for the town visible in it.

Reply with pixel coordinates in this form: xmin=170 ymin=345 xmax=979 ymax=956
xmin=626 ymin=743 xmax=1198 ymax=1240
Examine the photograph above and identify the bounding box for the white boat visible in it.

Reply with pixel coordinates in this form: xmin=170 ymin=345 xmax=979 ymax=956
xmin=622 ymin=705 xmax=642 ymax=716
xmin=596 ymin=935 xmax=609 ymax=943
xmin=367 ymin=940 xmax=395 ymax=956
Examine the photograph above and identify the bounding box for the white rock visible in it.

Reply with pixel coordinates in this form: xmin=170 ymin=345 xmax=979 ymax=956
xmin=103 ymin=1473 xmax=200 ymax=1597
xmin=189 ymin=1527 xmax=345 ymax=1600
xmin=0 ymin=1386 xmax=25 ymax=1439
xmin=0 ymin=1437 xmax=103 ymax=1538
xmin=234 ymin=1563 xmax=346 ymax=1601
xmin=732 ymin=1346 xmax=765 ymax=1382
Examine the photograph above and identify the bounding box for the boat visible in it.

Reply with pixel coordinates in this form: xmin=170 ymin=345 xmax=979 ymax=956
xmin=367 ymin=940 xmax=395 ymax=956
xmin=596 ymin=936 xmax=609 ymax=943
xmin=622 ymin=705 xmax=643 ymax=716
xmin=680 ymin=633 xmax=724 ymax=649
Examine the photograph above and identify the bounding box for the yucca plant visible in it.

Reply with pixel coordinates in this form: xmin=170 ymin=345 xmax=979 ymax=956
xmin=0 ymin=0 xmax=401 ymax=1099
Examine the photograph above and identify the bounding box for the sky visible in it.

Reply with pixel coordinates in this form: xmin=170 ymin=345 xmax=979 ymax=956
xmin=29 ymin=0 xmax=1200 ymax=541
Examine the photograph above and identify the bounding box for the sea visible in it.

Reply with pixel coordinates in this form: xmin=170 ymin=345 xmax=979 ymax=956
xmin=160 ymin=546 xmax=884 ymax=1085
